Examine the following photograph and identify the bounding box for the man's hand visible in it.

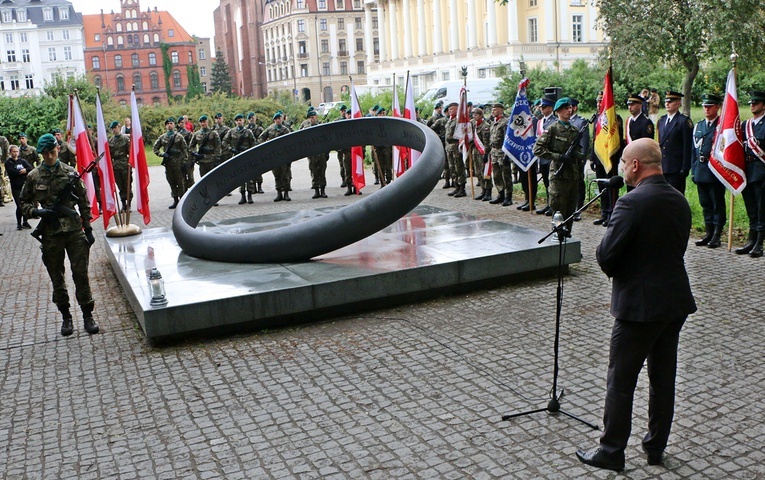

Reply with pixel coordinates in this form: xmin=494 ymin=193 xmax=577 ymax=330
xmin=559 ymin=154 xmax=574 ymax=165
xmin=84 ymin=228 xmax=96 ymax=246
xmin=33 ymin=208 xmax=57 ymax=220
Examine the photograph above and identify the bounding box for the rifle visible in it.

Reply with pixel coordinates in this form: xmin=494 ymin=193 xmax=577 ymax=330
xmin=31 ymin=156 xmax=101 ymax=244
xmin=191 ymin=130 xmax=213 ymax=161
xmin=553 ymin=113 xmax=597 ymax=178
xmin=230 ymin=128 xmax=250 ymax=155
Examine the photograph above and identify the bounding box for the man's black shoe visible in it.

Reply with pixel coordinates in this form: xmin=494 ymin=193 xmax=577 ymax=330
xmin=593 ymin=217 xmax=606 ymax=225
xmin=573 ymin=212 xmax=582 ymax=221
xmin=642 ymin=445 xmax=663 ymax=466
xmin=536 ymin=205 xmax=550 ymax=215
xmin=575 ymin=448 xmax=624 ymax=472
xmin=520 ymin=203 xmax=534 ymax=212
xmin=516 ymin=201 xmax=528 ymax=211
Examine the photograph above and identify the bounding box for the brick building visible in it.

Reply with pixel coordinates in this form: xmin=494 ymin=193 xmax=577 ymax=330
xmin=82 ymin=0 xmax=197 ymax=106
xmin=213 ymin=0 xmax=267 ymax=98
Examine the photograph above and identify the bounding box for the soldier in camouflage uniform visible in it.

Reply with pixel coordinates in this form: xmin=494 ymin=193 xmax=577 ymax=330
xmin=176 ymin=116 xmax=195 ymax=190
xmin=428 ymin=102 xmax=450 ymax=188
xmin=532 ymin=98 xmax=584 ymax=236
xmin=334 ymin=104 xmax=348 ymax=187
xmin=337 ymin=110 xmax=356 ymax=195
xmin=471 ymin=108 xmax=492 ymax=201
xmin=300 ymin=108 xmax=330 ymax=198
xmin=189 ymin=115 xmax=222 ymax=180
xmin=18 ymin=133 xmax=39 ymax=167
xmin=246 ymin=112 xmax=265 ymax=195
xmin=487 ymin=103 xmax=513 ymax=206
xmin=373 ymin=108 xmax=394 ymax=187
xmin=53 ymin=129 xmax=76 ymax=168
xmin=443 ymin=102 xmax=466 ymax=197
xmin=20 ymin=133 xmax=99 ymax=336
xmin=0 ymin=132 xmax=10 ymax=205
xmin=213 ymin=113 xmax=231 ymax=165
xmin=223 ymin=114 xmax=257 ymax=204
xmin=259 ymin=111 xmax=293 ymax=201
xmin=108 ymin=121 xmax=132 ymax=211
xmin=153 ymin=117 xmax=187 ymax=209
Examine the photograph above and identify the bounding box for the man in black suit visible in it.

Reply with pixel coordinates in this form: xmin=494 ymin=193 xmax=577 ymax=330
xmin=737 ymin=90 xmax=765 ymax=257
xmin=576 ymin=138 xmax=697 ymax=472
xmin=657 ymin=90 xmax=694 ymax=194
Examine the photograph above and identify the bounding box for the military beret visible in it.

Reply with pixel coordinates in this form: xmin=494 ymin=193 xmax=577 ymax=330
xmin=109 ymin=121 xmax=120 ymax=129
xmin=214 ymin=112 xmax=223 ymax=118
xmin=198 ymin=115 xmax=209 ymax=122
xmin=372 ymin=104 xmax=380 ymax=112
xmin=554 ymin=97 xmax=572 ymax=111
xmin=18 ymin=132 xmax=27 ymax=138
xmin=701 ymin=94 xmax=723 ymax=106
xmin=338 ymin=104 xmax=347 ymax=111
xmin=165 ymin=117 xmax=176 ymax=124
xmin=377 ymin=108 xmax=387 ymax=114
xmin=473 ymin=108 xmax=484 ymax=116
xmin=492 ymin=102 xmax=505 ymax=109
xmin=51 ymin=128 xmax=63 ymax=134
xmin=435 ymin=101 xmax=444 ymax=108
xmin=569 ymin=98 xmax=579 ymax=107
xmin=748 ymin=91 xmax=765 ymax=104
xmin=446 ymin=102 xmax=458 ymax=109
xmin=234 ymin=113 xmax=244 ymax=120
xmin=247 ymin=112 xmax=255 ymax=119
xmin=37 ymin=133 xmax=57 ymax=153
xmin=665 ymin=90 xmax=683 ymax=101
xmin=177 ymin=115 xmax=186 ymax=121
xmin=273 ymin=111 xmax=283 ymax=120
xmin=533 ymin=99 xmax=541 ymax=107
xmin=540 ymin=97 xmax=555 ymax=107
xmin=467 ymin=101 xmax=473 ymax=107
xmin=626 ymin=93 xmax=643 ymax=105
xmin=86 ymin=124 xmax=93 ymax=129
xmin=307 ymin=109 xmax=317 ymax=117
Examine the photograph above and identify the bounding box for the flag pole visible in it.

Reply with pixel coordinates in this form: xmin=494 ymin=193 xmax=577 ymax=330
xmin=726 ymin=49 xmax=739 ymax=251
xmin=461 ymin=67 xmax=475 ymax=200
xmin=98 ymin=87 xmax=124 ymax=228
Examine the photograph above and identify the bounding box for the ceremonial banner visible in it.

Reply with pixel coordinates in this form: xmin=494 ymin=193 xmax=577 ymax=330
xmin=454 ymin=86 xmax=472 ymax=164
xmin=710 ymin=68 xmax=747 ymax=194
xmin=594 ymin=67 xmax=620 ymax=172
xmin=502 ymin=78 xmax=536 ymax=172
xmin=129 ymin=89 xmax=151 ymax=224
xmin=403 ymin=73 xmax=420 ymax=166
xmin=350 ymin=80 xmax=366 ymax=194
xmin=95 ymin=91 xmax=118 ymax=228
xmin=71 ymin=94 xmax=100 ymax=221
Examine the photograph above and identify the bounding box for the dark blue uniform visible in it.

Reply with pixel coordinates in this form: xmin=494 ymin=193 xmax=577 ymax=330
xmin=692 ymin=116 xmax=726 ymax=230
xmin=658 ymin=113 xmax=694 ymax=194
xmin=741 ymin=117 xmax=765 ymax=235
xmin=626 ymin=114 xmax=654 ymax=143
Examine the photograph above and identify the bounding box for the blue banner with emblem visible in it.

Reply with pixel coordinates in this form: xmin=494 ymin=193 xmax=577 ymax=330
xmin=502 ymin=78 xmax=537 ymax=172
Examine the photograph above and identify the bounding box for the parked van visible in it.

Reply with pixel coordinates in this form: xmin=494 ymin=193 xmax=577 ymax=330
xmin=419 ymin=78 xmax=502 ymax=107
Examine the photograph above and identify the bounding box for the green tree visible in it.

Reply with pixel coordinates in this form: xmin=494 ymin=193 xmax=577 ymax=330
xmin=43 ymin=73 xmax=106 ymax=105
xmin=211 ymin=49 xmax=233 ymax=96
xmin=185 ymin=65 xmax=204 ymax=100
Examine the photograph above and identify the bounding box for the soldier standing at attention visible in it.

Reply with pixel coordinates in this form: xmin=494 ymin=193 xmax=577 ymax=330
xmin=301 ymin=108 xmax=330 ymax=199
xmin=176 ymin=116 xmax=195 ymax=190
xmin=53 ymin=129 xmax=76 ymax=167
xmin=18 ymin=133 xmax=39 ymax=167
xmin=657 ymin=90 xmax=693 ymax=194
xmin=20 ymin=133 xmax=99 ymax=336
xmin=691 ymin=94 xmax=726 ymax=249
xmin=373 ymin=107 xmax=394 ymax=187
xmin=444 ymin=102 xmax=466 ymax=197
xmin=223 ymin=114 xmax=257 ymax=204
xmin=487 ymin=103 xmax=512 ymax=206
xmin=471 ymin=108 xmax=492 ymax=201
xmin=213 ymin=113 xmax=230 ymax=164
xmin=334 ymin=104 xmax=348 ymax=187
xmin=153 ymin=117 xmax=187 ymax=209
xmin=534 ymin=97 xmax=557 ymax=215
xmin=246 ymin=112 xmax=265 ymax=195
xmin=259 ymin=111 xmax=293 ymax=202
xmin=189 ymin=115 xmax=222 ymax=179
xmin=108 ymin=121 xmax=132 ymax=212
xmin=533 ymin=97 xmax=585 ymax=235
xmin=737 ymin=90 xmax=765 ymax=257
xmin=339 ymin=110 xmax=356 ymax=196
xmin=570 ymin=99 xmax=591 ymax=221
xmin=429 ymin=102 xmax=449 ymax=188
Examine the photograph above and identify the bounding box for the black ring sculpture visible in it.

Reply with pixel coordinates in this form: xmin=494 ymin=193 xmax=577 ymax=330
xmin=172 ymin=117 xmax=445 ymax=263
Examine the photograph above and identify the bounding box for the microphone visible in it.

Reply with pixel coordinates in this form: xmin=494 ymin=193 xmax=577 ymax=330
xmin=593 ymin=176 xmax=624 ymax=188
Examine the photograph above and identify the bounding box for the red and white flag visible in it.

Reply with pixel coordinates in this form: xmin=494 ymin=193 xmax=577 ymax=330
xmin=403 ymin=73 xmax=420 ymax=167
xmin=392 ymin=76 xmax=405 ymax=177
xmin=350 ymin=80 xmax=365 ymax=194
xmin=71 ymin=94 xmax=100 ymax=222
xmin=129 ymin=89 xmax=151 ymax=224
xmin=95 ymin=91 xmax=118 ymax=228
xmin=710 ymin=68 xmax=747 ymax=194
xmin=454 ymin=86 xmax=472 ymax=163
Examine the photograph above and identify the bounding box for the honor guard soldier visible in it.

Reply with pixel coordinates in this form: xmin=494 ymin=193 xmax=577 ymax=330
xmin=301 ymin=108 xmax=330 ymax=199
xmin=373 ymin=107 xmax=394 ymax=187
xmin=176 ymin=116 xmax=195 ymax=190
xmin=18 ymin=133 xmax=40 ymax=167
xmin=189 ymin=115 xmax=222 ymax=178
xmin=334 ymin=104 xmax=349 ymax=187
xmin=471 ymin=108 xmax=492 ymax=201
xmin=444 ymin=102 xmax=467 ymax=197
xmin=626 ymin=93 xmax=656 ymax=144
xmin=108 ymin=121 xmax=132 ymax=211
xmin=570 ymin=98 xmax=591 ymax=220
xmin=52 ymin=129 xmax=76 ymax=167
xmin=246 ymin=112 xmax=265 ymax=195
xmin=657 ymin=90 xmax=693 ymax=194
xmin=487 ymin=103 xmax=512 ymax=206
xmin=533 ymin=97 xmax=585 ymax=235
xmin=259 ymin=111 xmax=293 ymax=202
xmin=534 ymin=96 xmax=558 ymax=215
xmin=212 ymin=113 xmax=231 ymax=164
xmin=153 ymin=117 xmax=188 ymax=209
xmin=737 ymin=90 xmax=765 ymax=257
xmin=338 ymin=109 xmax=356 ymax=195
xmin=20 ymin=133 xmax=99 ymax=336
xmin=429 ymin=102 xmax=450 ymax=188
xmin=692 ymin=93 xmax=726 ymax=248
xmin=222 ymin=114 xmax=256 ymax=204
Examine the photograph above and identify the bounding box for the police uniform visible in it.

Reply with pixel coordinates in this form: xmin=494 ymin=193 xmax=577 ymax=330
xmin=152 ymin=117 xmax=187 ymax=208
xmin=737 ymin=90 xmax=765 ymax=257
xmin=20 ymin=133 xmax=98 ymax=336
xmin=108 ymin=121 xmax=132 ymax=209
xmin=301 ymin=108 xmax=330 ymax=198
xmin=259 ymin=111 xmax=293 ymax=201
xmin=657 ymin=90 xmax=693 ymax=194
xmin=222 ymin=114 xmax=256 ymax=204
xmin=691 ymin=94 xmax=726 ymax=248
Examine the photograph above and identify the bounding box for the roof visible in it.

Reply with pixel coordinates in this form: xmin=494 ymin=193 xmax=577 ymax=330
xmin=82 ymin=9 xmax=194 ymax=50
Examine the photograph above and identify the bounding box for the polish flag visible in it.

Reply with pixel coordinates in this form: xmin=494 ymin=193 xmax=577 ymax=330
xmin=392 ymin=77 xmax=407 ymax=177
xmin=454 ymin=85 xmax=472 ymax=163
xmin=350 ymin=80 xmax=366 ymax=194
xmin=95 ymin=91 xmax=118 ymax=228
xmin=710 ymin=68 xmax=746 ymax=195
xmin=403 ymin=73 xmax=420 ymax=167
xmin=129 ymin=89 xmax=151 ymax=224
xmin=71 ymin=94 xmax=99 ymax=222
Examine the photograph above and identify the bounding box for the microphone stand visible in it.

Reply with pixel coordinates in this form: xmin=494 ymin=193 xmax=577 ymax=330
xmin=501 ymin=185 xmax=615 ymax=430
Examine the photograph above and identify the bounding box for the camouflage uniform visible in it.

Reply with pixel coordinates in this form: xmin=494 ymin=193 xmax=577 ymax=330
xmin=471 ymin=118 xmax=492 ymax=195
xmin=444 ymin=116 xmax=466 ymax=192
xmin=333 ymin=115 xmax=348 ymax=186
xmin=0 ymin=135 xmax=9 ymax=204
xmin=373 ymin=144 xmax=393 ymax=186
xmin=20 ymin=161 xmax=94 ymax=313
xmin=189 ymin=128 xmax=222 ymax=178
xmin=222 ymin=126 xmax=256 ymax=203
xmin=19 ymin=143 xmax=39 ymax=167
xmin=532 ymin=120 xmax=584 ymax=233
xmin=430 ymin=115 xmax=449 ymax=183
xmin=246 ymin=122 xmax=265 ymax=192
xmin=108 ymin=132 xmax=132 ymax=206
xmin=489 ymin=113 xmax=512 ymax=203
xmin=213 ymin=123 xmax=231 ymax=164
xmin=153 ymin=131 xmax=187 ymax=201
xmin=300 ymin=118 xmax=330 ymax=196
xmin=177 ymin=127 xmax=194 ymax=190
xmin=258 ymin=122 xmax=293 ymax=196
xmin=57 ymin=140 xmax=76 ymax=167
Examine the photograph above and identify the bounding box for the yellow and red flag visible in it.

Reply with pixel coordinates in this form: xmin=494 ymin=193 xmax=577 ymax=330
xmin=594 ymin=67 xmax=620 ymax=172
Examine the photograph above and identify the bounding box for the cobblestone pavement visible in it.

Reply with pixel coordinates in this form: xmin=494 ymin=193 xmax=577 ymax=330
xmin=1 ymin=157 xmax=763 ymax=479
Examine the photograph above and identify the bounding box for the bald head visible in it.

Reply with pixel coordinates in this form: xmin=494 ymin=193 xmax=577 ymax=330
xmin=621 ymin=138 xmax=663 ymax=187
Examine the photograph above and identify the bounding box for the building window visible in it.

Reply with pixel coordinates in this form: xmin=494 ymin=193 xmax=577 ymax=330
xmin=336 ymin=0 xmax=344 ymax=9
xmin=119 ymin=100 xmax=126 ymax=106
xmin=59 ymin=7 xmax=69 ymax=20
xmin=357 ymin=60 xmax=364 ymax=74
xmin=107 ymin=37 xmax=113 ymax=46
xmin=42 ymin=8 xmax=53 ymax=21
xmin=10 ymin=75 xmax=19 ymax=90
xmin=354 ymin=0 xmax=361 ymax=7
xmin=64 ymin=46 xmax=72 ymax=60
xmin=198 ymin=49 xmax=206 ymax=60
xmin=116 ymin=23 xmax=123 ymax=32
xmin=92 ymin=56 xmax=100 ymax=69
xmin=144 ymin=33 xmax=150 ymax=44
xmin=301 ymin=64 xmax=308 ymax=76
xmin=143 ymin=21 xmax=148 ymax=30
xmin=338 ymin=39 xmax=346 ymax=54
xmin=319 ymin=0 xmax=326 ymax=8
xmin=372 ymin=16 xmax=378 ymax=29
xmin=133 ymin=73 xmax=142 ymax=91
xmin=153 ymin=33 xmax=159 ymax=42
xmin=6 ymin=50 xmax=16 ymax=62
xmin=202 ymin=82 xmax=207 ymax=93
xmin=94 ymin=33 xmax=100 ymax=42
xmin=20 ymin=32 xmax=28 ymax=43
xmin=320 ymin=19 xmax=327 ymax=31
xmin=171 ymin=51 xmax=179 ymax=64
xmin=373 ymin=38 xmax=379 ymax=55
xmin=4 ymin=33 xmax=12 ymax=43
xmin=46 ymin=31 xmax=54 ymax=41
xmin=117 ymin=75 xmax=125 ymax=91
xmin=338 ymin=18 xmax=344 ymax=30
xmin=148 ymin=52 xmax=156 ymax=65
xmin=127 ymin=34 xmax=133 ymax=44
xmin=529 ymin=0 xmax=537 ymax=6
xmin=200 ymin=66 xmax=206 ymax=77
xmin=173 ymin=70 xmax=181 ymax=88
xmin=355 ymin=17 xmax=362 ymax=29
xmin=94 ymin=75 xmax=102 ymax=88
xmin=22 ymin=49 xmax=30 ymax=62
xmin=528 ymin=18 xmax=538 ymax=43
xmin=297 ymin=19 xmax=305 ymax=32
xmin=322 ymin=62 xmax=330 ymax=76
xmin=441 ymin=71 xmax=450 ymax=81
xmin=152 ymin=97 xmax=160 ymax=106
xmin=297 ymin=0 xmax=304 ymax=7
xmin=16 ymin=9 xmax=27 ymax=22
xmin=168 ymin=29 xmax=174 ymax=38
xmin=117 ymin=36 xmax=124 ymax=46
xmin=150 ymin=72 xmax=159 ymax=89
xmin=114 ymin=55 xmax=123 ymax=67
xmin=572 ymin=14 xmax=583 ymax=42
xmin=321 ymin=39 xmax=329 ymax=53
xmin=132 ymin=53 xmax=139 ymax=67
xmin=47 ymin=48 xmax=56 ymax=61
xmin=63 ymin=30 xmax=70 ymax=40
xmin=340 ymin=61 xmax=348 ymax=75
xmin=188 ymin=51 xmax=193 ymax=63
xmin=356 ymin=38 xmax=363 ymax=52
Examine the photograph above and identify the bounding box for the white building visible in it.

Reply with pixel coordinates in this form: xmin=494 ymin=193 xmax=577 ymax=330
xmin=0 ymin=0 xmax=86 ymax=97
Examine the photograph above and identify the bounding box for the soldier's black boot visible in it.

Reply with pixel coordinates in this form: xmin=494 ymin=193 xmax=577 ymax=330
xmin=453 ymin=185 xmax=467 ymax=198
xmin=247 ymin=192 xmax=253 ymax=204
xmin=483 ymin=189 xmax=493 ymax=202
xmin=442 ymin=179 xmax=452 ymax=189
xmin=344 ymin=185 xmax=354 ymax=196
xmin=238 ymin=192 xmax=247 ymax=204
xmin=707 ymin=225 xmax=723 ymax=248
xmin=274 ymin=190 xmax=284 ymax=202
xmin=59 ymin=304 xmax=73 ymax=337
xmin=749 ymin=232 xmax=764 ymax=258
xmin=502 ymin=190 xmax=513 ymax=207
xmin=168 ymin=197 xmax=179 ymax=209
xmin=283 ymin=191 xmax=291 ymax=201
xmin=81 ymin=303 xmax=99 ymax=335
xmin=735 ymin=229 xmax=757 ymax=254
xmin=257 ymin=182 xmax=264 ymax=194
xmin=312 ymin=188 xmax=321 ymax=199
xmin=489 ymin=191 xmax=505 ymax=205
xmin=320 ymin=187 xmax=328 ymax=198
xmin=475 ymin=188 xmax=486 ymax=200
xmin=696 ymin=224 xmax=714 ymax=246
